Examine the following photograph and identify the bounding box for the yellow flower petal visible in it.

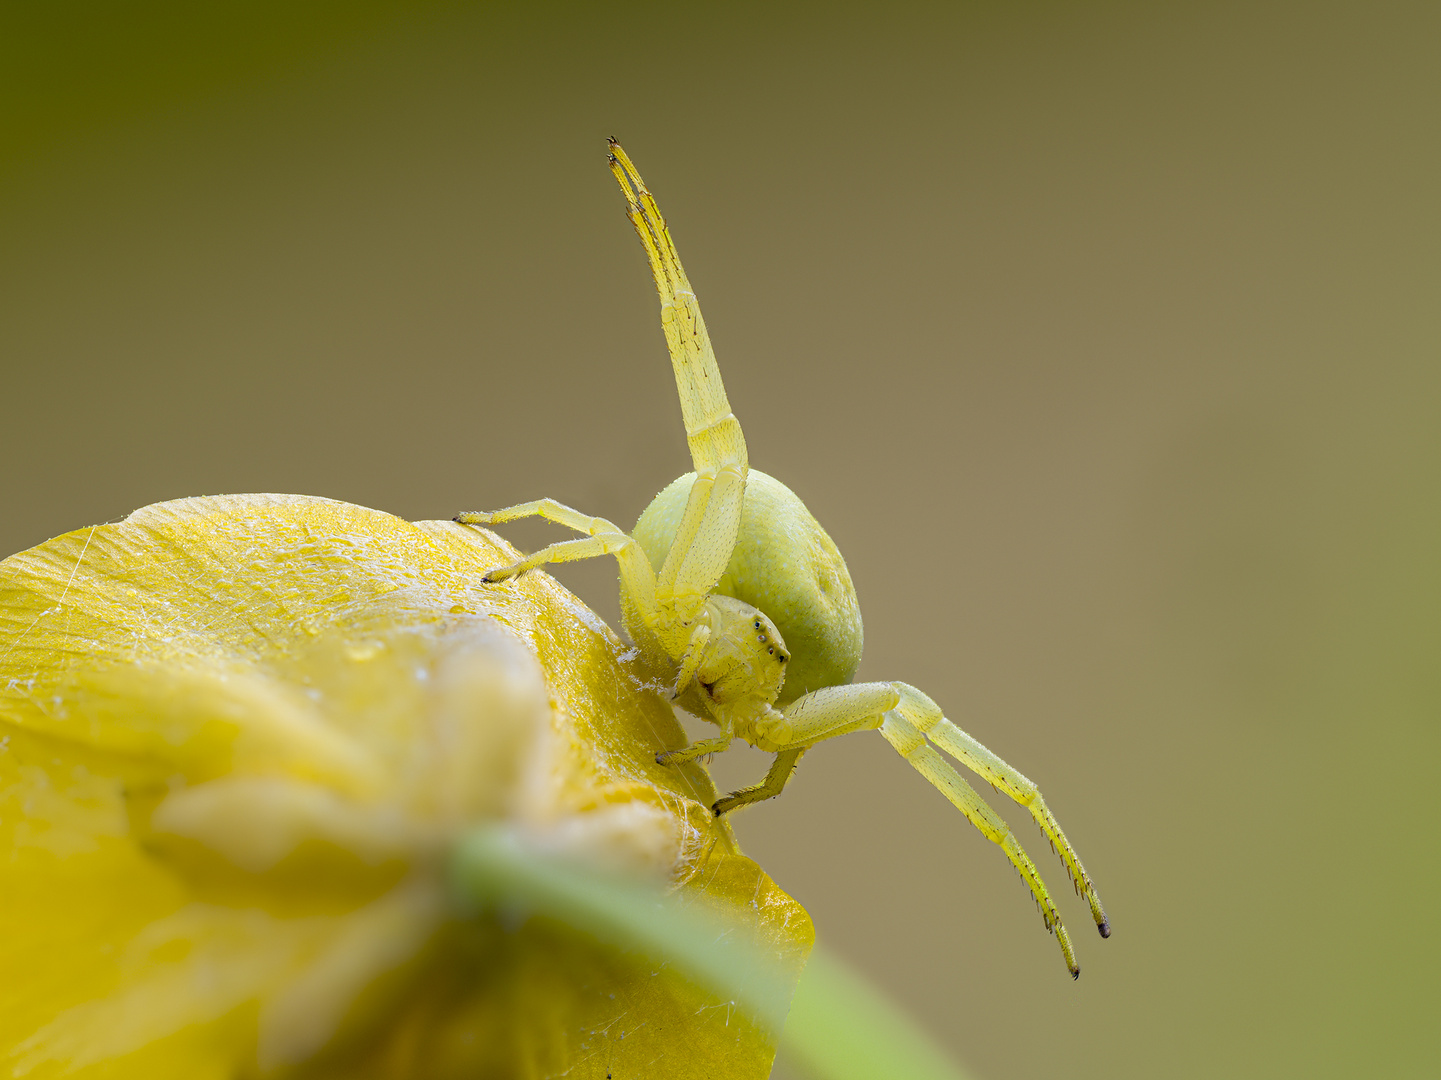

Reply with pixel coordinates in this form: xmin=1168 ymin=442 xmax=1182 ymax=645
xmin=0 ymin=494 xmax=812 ymax=1079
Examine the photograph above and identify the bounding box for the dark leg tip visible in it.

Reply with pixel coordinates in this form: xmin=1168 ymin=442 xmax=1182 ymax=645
xmin=1099 ymin=920 xmax=1111 ymax=939
xmin=712 ymin=794 xmax=740 ymax=817
xmin=1072 ymin=969 xmax=1081 ymax=981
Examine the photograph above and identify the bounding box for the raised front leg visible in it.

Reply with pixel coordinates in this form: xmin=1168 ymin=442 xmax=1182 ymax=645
xmin=610 ymin=143 xmax=748 ymax=622
xmin=609 ymin=142 xmax=745 ymax=482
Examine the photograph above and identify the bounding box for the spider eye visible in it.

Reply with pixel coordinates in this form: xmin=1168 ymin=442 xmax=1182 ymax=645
xmin=767 ymin=646 xmax=774 ymax=655
xmin=754 ymin=620 xmax=761 ymax=628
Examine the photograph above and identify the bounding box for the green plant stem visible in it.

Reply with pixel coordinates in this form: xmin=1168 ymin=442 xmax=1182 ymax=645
xmin=449 ymin=826 xmax=970 ymax=1080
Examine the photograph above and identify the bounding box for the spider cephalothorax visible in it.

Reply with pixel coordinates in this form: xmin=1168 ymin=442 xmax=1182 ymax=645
xmin=458 ymin=141 xmax=1109 ymax=977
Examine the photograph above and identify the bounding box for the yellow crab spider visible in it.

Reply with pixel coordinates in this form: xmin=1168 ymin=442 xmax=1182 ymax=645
xmin=457 ymin=140 xmax=1109 ymax=977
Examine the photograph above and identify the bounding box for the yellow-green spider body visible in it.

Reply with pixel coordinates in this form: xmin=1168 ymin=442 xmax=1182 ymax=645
xmin=632 ymin=469 xmax=863 ymax=709
xmin=458 ymin=141 xmax=1109 ymax=977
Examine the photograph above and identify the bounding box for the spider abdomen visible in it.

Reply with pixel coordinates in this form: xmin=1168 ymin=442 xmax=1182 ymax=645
xmin=633 ymin=470 xmax=863 ymax=704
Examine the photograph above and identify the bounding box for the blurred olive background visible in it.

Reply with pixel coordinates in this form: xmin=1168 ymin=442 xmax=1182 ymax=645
xmin=3 ymin=2 xmax=1437 ymax=1077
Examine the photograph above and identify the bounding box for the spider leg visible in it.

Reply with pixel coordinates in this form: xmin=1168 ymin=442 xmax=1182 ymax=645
xmin=455 ymin=511 xmax=656 ymax=615
xmin=878 ymin=710 xmax=1081 ymax=977
xmin=673 ymin=622 xmax=712 ymax=698
xmin=762 ymin=683 xmax=902 ymax=751
xmin=891 ymin=683 xmax=1110 ymax=938
xmin=476 ymin=534 xmax=634 ymax=581
xmin=712 ymin=747 xmax=806 ymax=817
xmin=712 ymin=683 xmax=901 ymax=814
xmin=609 ymin=142 xmax=747 ymax=622
xmin=652 ymin=466 xmax=747 ymax=618
xmin=656 ymin=733 xmax=733 ymax=767
xmin=608 ymin=142 xmax=746 ymax=481
xmin=709 ymin=681 xmax=1084 ymax=973
xmin=455 ymin=498 xmax=623 ymax=536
